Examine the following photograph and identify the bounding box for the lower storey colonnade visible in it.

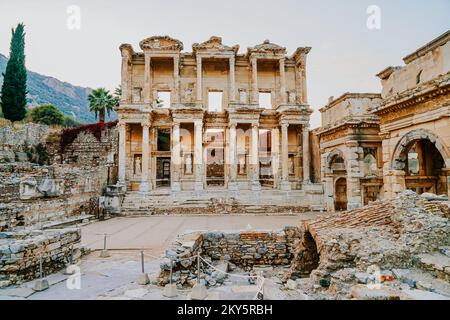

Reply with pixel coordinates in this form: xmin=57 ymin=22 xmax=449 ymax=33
xmin=117 ymin=119 xmax=310 ymax=192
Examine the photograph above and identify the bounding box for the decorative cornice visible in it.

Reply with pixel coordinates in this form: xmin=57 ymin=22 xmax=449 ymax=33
xmin=317 ymin=119 xmax=380 ymax=138
xmin=403 ymin=30 xmax=450 ymax=64
xmin=372 ymin=72 xmax=450 ymax=115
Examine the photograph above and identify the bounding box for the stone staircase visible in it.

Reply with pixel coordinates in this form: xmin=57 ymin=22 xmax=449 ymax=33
xmin=120 ymin=189 xmax=314 ymax=215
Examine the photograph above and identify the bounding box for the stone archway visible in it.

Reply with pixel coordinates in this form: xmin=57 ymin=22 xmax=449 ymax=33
xmin=391 ymin=129 xmax=449 ymax=195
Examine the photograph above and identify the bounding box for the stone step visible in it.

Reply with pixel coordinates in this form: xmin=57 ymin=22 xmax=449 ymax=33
xmin=392 ymin=268 xmax=450 ymax=297
xmin=417 ymin=253 xmax=450 ymax=281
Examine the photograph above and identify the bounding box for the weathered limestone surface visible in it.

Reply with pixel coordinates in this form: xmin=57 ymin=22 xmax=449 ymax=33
xmin=286 ymin=190 xmax=450 ymax=299
xmin=0 ymin=227 xmax=82 ymax=288
xmin=0 ymin=122 xmax=117 ymax=230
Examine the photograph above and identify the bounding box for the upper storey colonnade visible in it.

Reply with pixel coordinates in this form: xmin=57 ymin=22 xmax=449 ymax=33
xmin=119 ymin=36 xmax=311 ymax=112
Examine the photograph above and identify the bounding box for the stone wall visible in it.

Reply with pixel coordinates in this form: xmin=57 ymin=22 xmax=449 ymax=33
xmin=158 ymin=227 xmax=300 ymax=287
xmin=0 ymin=227 xmax=82 ymax=287
xmin=0 ymin=122 xmax=118 ymax=231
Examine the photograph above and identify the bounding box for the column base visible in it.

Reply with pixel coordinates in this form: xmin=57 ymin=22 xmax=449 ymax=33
xmin=280 ymin=181 xmax=291 ymax=191
xmin=194 ymin=181 xmax=204 ymax=192
xmin=117 ymin=181 xmax=127 ymax=192
xmin=250 ymin=180 xmax=261 ymax=191
xmin=139 ymin=181 xmax=151 ymax=193
xmin=227 ymin=181 xmax=239 ymax=191
xmin=171 ymin=182 xmax=181 ymax=192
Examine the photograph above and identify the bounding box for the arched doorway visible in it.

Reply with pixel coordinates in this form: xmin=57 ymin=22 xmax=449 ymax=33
xmin=335 ymin=177 xmax=347 ymax=211
xmin=392 ymin=130 xmax=448 ymax=196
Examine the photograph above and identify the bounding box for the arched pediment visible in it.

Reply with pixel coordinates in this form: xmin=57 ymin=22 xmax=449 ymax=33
xmin=139 ymin=35 xmax=184 ymax=52
xmin=192 ymin=36 xmax=239 ymax=54
xmin=248 ymin=39 xmax=287 ymax=56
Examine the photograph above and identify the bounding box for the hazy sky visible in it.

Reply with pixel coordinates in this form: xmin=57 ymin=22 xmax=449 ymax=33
xmin=0 ymin=0 xmax=449 ymax=128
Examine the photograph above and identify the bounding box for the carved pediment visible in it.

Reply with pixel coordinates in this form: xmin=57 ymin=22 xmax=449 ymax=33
xmin=139 ymin=35 xmax=184 ymax=51
xmin=248 ymin=40 xmax=286 ymax=55
xmin=192 ymin=36 xmax=239 ymax=54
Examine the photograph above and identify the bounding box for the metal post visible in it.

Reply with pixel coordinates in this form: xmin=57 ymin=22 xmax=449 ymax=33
xmin=197 ymin=253 xmax=200 ymax=284
xmin=70 ymin=245 xmax=74 ymax=265
xmin=169 ymin=259 xmax=173 ymax=285
xmin=103 ymin=234 xmax=107 ymax=250
xmin=141 ymin=251 xmax=145 ymax=273
xmin=39 ymin=256 xmax=43 ymax=279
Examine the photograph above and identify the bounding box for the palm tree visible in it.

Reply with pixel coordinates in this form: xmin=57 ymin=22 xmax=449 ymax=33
xmin=88 ymin=88 xmax=115 ymax=123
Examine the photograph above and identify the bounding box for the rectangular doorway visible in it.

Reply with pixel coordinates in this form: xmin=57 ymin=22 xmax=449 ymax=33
xmin=156 ymin=157 xmax=171 ymax=187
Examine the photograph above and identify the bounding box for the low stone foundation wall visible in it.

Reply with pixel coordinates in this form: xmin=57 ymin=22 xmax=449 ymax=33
xmin=158 ymin=227 xmax=300 ymax=287
xmin=0 ymin=227 xmax=82 ymax=287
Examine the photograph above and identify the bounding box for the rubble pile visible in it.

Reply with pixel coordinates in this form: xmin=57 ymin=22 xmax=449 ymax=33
xmin=286 ymin=190 xmax=450 ymax=299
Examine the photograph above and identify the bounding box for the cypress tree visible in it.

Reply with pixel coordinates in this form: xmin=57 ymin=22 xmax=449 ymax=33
xmin=1 ymin=23 xmax=27 ymax=122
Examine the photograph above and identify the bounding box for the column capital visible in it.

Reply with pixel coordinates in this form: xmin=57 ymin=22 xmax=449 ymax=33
xmin=173 ymin=121 xmax=180 ymax=128
xmin=141 ymin=122 xmax=150 ymax=128
xmin=251 ymin=123 xmax=259 ymax=129
xmin=280 ymin=121 xmax=289 ymax=129
xmin=228 ymin=123 xmax=237 ymax=129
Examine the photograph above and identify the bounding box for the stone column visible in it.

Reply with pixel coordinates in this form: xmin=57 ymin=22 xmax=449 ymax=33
xmin=301 ymin=65 xmax=308 ymax=104
xmin=139 ymin=123 xmax=151 ymax=192
xmin=250 ymin=123 xmax=261 ymax=191
xmin=120 ymin=53 xmax=130 ymax=103
xmin=229 ymin=56 xmax=236 ymax=102
xmin=279 ymin=58 xmax=287 ymax=104
xmin=228 ymin=123 xmax=238 ymax=190
xmin=346 ymin=143 xmax=363 ymax=209
xmin=173 ymin=55 xmax=180 ymax=104
xmin=118 ymin=123 xmax=126 ymax=187
xmin=251 ymin=57 xmax=258 ymax=104
xmin=194 ymin=121 xmax=204 ymax=191
xmin=302 ymin=124 xmax=310 ymax=184
xmin=171 ymin=122 xmax=181 ymax=192
xmin=271 ymin=127 xmax=280 ymax=188
xmin=280 ymin=122 xmax=291 ymax=191
xmin=143 ymin=54 xmax=152 ymax=104
xmin=196 ymin=56 xmax=203 ymax=102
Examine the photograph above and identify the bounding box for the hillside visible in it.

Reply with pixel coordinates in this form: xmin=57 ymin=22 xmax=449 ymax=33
xmin=0 ymin=53 xmax=116 ymax=123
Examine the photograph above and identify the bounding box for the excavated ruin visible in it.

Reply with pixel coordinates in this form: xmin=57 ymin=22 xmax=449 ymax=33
xmin=285 ymin=190 xmax=450 ymax=299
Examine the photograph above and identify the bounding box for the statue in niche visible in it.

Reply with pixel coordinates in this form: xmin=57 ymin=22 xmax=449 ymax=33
xmin=239 ymin=90 xmax=247 ymax=103
xmin=185 ymin=154 xmax=193 ymax=174
xmin=184 ymin=88 xmax=193 ymax=102
xmin=288 ymin=156 xmax=294 ymax=174
xmin=134 ymin=156 xmax=142 ymax=175
xmin=288 ymin=91 xmax=296 ymax=104
xmin=238 ymin=156 xmax=246 ymax=174
xmin=132 ymin=88 xmax=142 ymax=103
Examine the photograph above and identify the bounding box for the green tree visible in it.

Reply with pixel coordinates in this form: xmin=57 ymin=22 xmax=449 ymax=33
xmin=1 ymin=23 xmax=27 ymax=122
xmin=62 ymin=116 xmax=80 ymax=128
xmin=88 ymin=88 xmax=115 ymax=123
xmin=30 ymin=104 xmax=64 ymax=125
